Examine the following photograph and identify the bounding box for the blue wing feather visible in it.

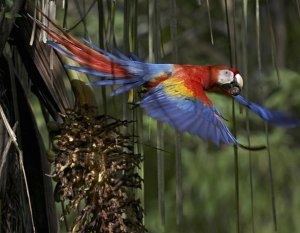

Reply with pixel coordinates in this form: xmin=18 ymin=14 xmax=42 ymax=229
xmin=197 ymin=118 xmax=208 ymax=135
xmin=88 ymin=78 xmax=141 ymax=85
xmin=234 ymin=95 xmax=300 ymax=127
xmin=130 ymin=53 xmax=142 ymax=62
xmin=110 ymin=80 xmax=145 ymax=96
xmin=64 ymin=65 xmax=121 ymax=78
xmin=140 ymin=85 xmax=237 ymax=146
xmin=47 ymin=41 xmax=79 ymax=61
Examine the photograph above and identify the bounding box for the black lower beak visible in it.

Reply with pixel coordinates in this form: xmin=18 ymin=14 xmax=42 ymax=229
xmin=221 ymin=82 xmax=241 ymax=96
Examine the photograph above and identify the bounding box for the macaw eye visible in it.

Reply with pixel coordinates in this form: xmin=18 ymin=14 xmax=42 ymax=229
xmin=224 ymin=70 xmax=231 ymax=77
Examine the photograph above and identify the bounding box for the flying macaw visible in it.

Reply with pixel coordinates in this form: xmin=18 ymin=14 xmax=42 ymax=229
xmin=29 ymin=13 xmax=299 ymax=148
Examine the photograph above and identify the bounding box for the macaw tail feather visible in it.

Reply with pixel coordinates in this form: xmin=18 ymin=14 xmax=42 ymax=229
xmin=234 ymin=95 xmax=300 ymax=127
xmin=28 ymin=12 xmax=173 ymax=95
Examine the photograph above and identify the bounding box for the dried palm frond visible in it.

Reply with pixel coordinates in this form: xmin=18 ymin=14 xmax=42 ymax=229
xmin=0 ymin=53 xmax=35 ymax=233
xmin=12 ymin=4 xmax=73 ymax=119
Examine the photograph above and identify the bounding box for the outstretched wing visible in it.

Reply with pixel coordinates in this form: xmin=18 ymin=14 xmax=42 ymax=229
xmin=140 ymin=77 xmax=237 ymax=146
xmin=234 ymin=95 xmax=300 ymax=127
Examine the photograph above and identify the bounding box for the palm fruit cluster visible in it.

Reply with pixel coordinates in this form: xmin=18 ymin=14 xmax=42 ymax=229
xmin=49 ymin=110 xmax=146 ymax=233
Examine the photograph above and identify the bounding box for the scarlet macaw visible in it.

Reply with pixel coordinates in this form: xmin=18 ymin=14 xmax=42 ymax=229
xmin=29 ymin=14 xmax=299 ymax=147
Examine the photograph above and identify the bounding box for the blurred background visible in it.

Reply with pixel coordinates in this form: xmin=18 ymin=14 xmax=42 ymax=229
xmin=0 ymin=0 xmax=300 ymax=232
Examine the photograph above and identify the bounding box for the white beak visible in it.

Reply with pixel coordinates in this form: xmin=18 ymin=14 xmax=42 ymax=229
xmin=235 ymin=74 xmax=243 ymax=89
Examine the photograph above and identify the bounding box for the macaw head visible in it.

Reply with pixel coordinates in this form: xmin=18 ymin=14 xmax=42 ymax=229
xmin=215 ymin=67 xmax=243 ymax=96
